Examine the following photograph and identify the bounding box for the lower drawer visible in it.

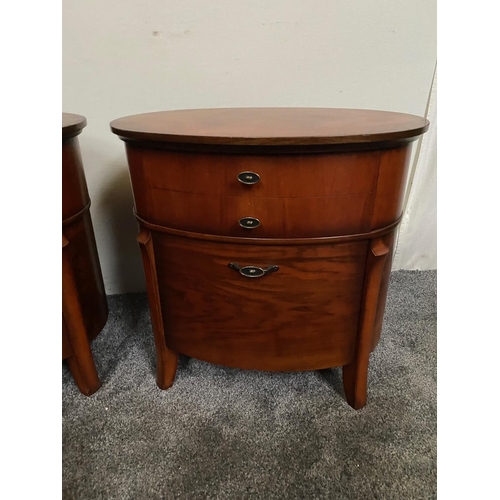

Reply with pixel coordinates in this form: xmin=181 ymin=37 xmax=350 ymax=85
xmin=152 ymin=233 xmax=368 ymax=371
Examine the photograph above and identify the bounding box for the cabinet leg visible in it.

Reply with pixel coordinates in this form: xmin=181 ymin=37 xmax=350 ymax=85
xmin=66 ymin=352 xmax=101 ymax=396
xmin=62 ymin=235 xmax=101 ymax=396
xmin=137 ymin=227 xmax=178 ymax=389
xmin=342 ymin=237 xmax=390 ymax=409
xmin=155 ymin=344 xmax=178 ymax=390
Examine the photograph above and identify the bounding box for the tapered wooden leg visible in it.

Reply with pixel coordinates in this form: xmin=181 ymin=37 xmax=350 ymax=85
xmin=65 ymin=352 xmax=101 ymax=396
xmin=343 ymin=237 xmax=390 ymax=409
xmin=137 ymin=227 xmax=178 ymax=389
xmin=62 ymin=235 xmax=101 ymax=396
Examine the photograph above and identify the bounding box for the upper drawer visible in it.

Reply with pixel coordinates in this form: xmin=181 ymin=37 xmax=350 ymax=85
xmin=127 ymin=148 xmax=380 ymax=198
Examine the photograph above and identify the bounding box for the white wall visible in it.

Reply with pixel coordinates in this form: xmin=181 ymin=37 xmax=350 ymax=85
xmin=393 ymin=70 xmax=437 ymax=270
xmin=63 ymin=1 xmax=437 ymax=294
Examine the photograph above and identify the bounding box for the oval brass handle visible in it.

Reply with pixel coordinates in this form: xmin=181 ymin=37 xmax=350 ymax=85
xmin=238 ymin=217 xmax=261 ymax=229
xmin=228 ymin=263 xmax=279 ymax=278
xmin=237 ymin=171 xmax=260 ymax=185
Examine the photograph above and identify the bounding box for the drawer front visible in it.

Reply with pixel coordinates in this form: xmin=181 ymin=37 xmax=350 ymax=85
xmin=134 ymin=149 xmax=380 ymax=197
xmin=144 ymin=189 xmax=375 ymax=237
xmin=152 ymin=232 xmax=368 ymax=371
xmin=127 ymin=146 xmax=380 ymax=236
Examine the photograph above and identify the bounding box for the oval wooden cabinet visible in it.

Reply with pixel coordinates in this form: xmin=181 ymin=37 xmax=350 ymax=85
xmin=63 ymin=113 xmax=108 ymax=396
xmin=111 ymin=108 xmax=429 ymax=409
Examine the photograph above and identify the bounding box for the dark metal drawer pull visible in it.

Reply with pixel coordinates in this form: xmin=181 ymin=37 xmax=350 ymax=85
xmin=237 ymin=171 xmax=260 ymax=185
xmin=229 ymin=263 xmax=279 ymax=278
xmin=238 ymin=217 xmax=260 ymax=229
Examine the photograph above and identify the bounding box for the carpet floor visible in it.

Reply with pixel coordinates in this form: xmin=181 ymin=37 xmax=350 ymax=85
xmin=62 ymin=270 xmax=437 ymax=500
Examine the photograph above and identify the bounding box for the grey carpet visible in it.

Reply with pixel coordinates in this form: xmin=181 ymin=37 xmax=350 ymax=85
xmin=62 ymin=270 xmax=436 ymax=500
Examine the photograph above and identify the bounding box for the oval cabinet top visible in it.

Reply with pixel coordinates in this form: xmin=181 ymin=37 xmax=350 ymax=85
xmin=63 ymin=113 xmax=87 ymax=140
xmin=110 ymin=108 xmax=428 ymax=151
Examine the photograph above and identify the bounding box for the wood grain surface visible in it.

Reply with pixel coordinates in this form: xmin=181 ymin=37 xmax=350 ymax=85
xmin=152 ymin=232 xmax=367 ymax=371
xmin=137 ymin=228 xmax=178 ymax=389
xmin=343 ymin=236 xmax=391 ymax=409
xmin=371 ymin=230 xmax=397 ymax=351
xmin=111 ymin=108 xmax=429 ymax=150
xmin=63 ymin=113 xmax=87 ymax=140
xmin=62 ymin=137 xmax=90 ymax=220
xmin=112 ymin=107 xmax=428 ymax=408
xmin=62 ymin=114 xmax=108 ymax=396
xmin=126 ymin=144 xmax=411 ymax=237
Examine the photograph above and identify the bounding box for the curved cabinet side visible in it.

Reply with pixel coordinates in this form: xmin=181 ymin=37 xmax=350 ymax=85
xmin=62 ymin=124 xmax=108 ymax=396
xmin=62 ymin=234 xmax=101 ymax=396
xmin=62 ymin=211 xmax=108 ymax=342
xmin=62 ymin=137 xmax=90 ymax=220
xmin=371 ymin=145 xmax=412 ymax=230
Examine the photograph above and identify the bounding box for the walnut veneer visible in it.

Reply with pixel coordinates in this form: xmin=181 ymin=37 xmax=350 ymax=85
xmin=63 ymin=113 xmax=108 ymax=396
xmin=111 ymin=108 xmax=428 ymax=409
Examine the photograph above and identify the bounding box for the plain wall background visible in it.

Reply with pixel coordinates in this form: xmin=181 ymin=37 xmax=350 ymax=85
xmin=62 ymin=1 xmax=437 ymax=294
xmin=393 ymin=71 xmax=437 ymax=270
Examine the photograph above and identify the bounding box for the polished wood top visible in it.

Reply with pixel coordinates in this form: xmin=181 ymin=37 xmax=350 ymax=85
xmin=63 ymin=113 xmax=87 ymax=140
xmin=110 ymin=108 xmax=429 ymax=148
